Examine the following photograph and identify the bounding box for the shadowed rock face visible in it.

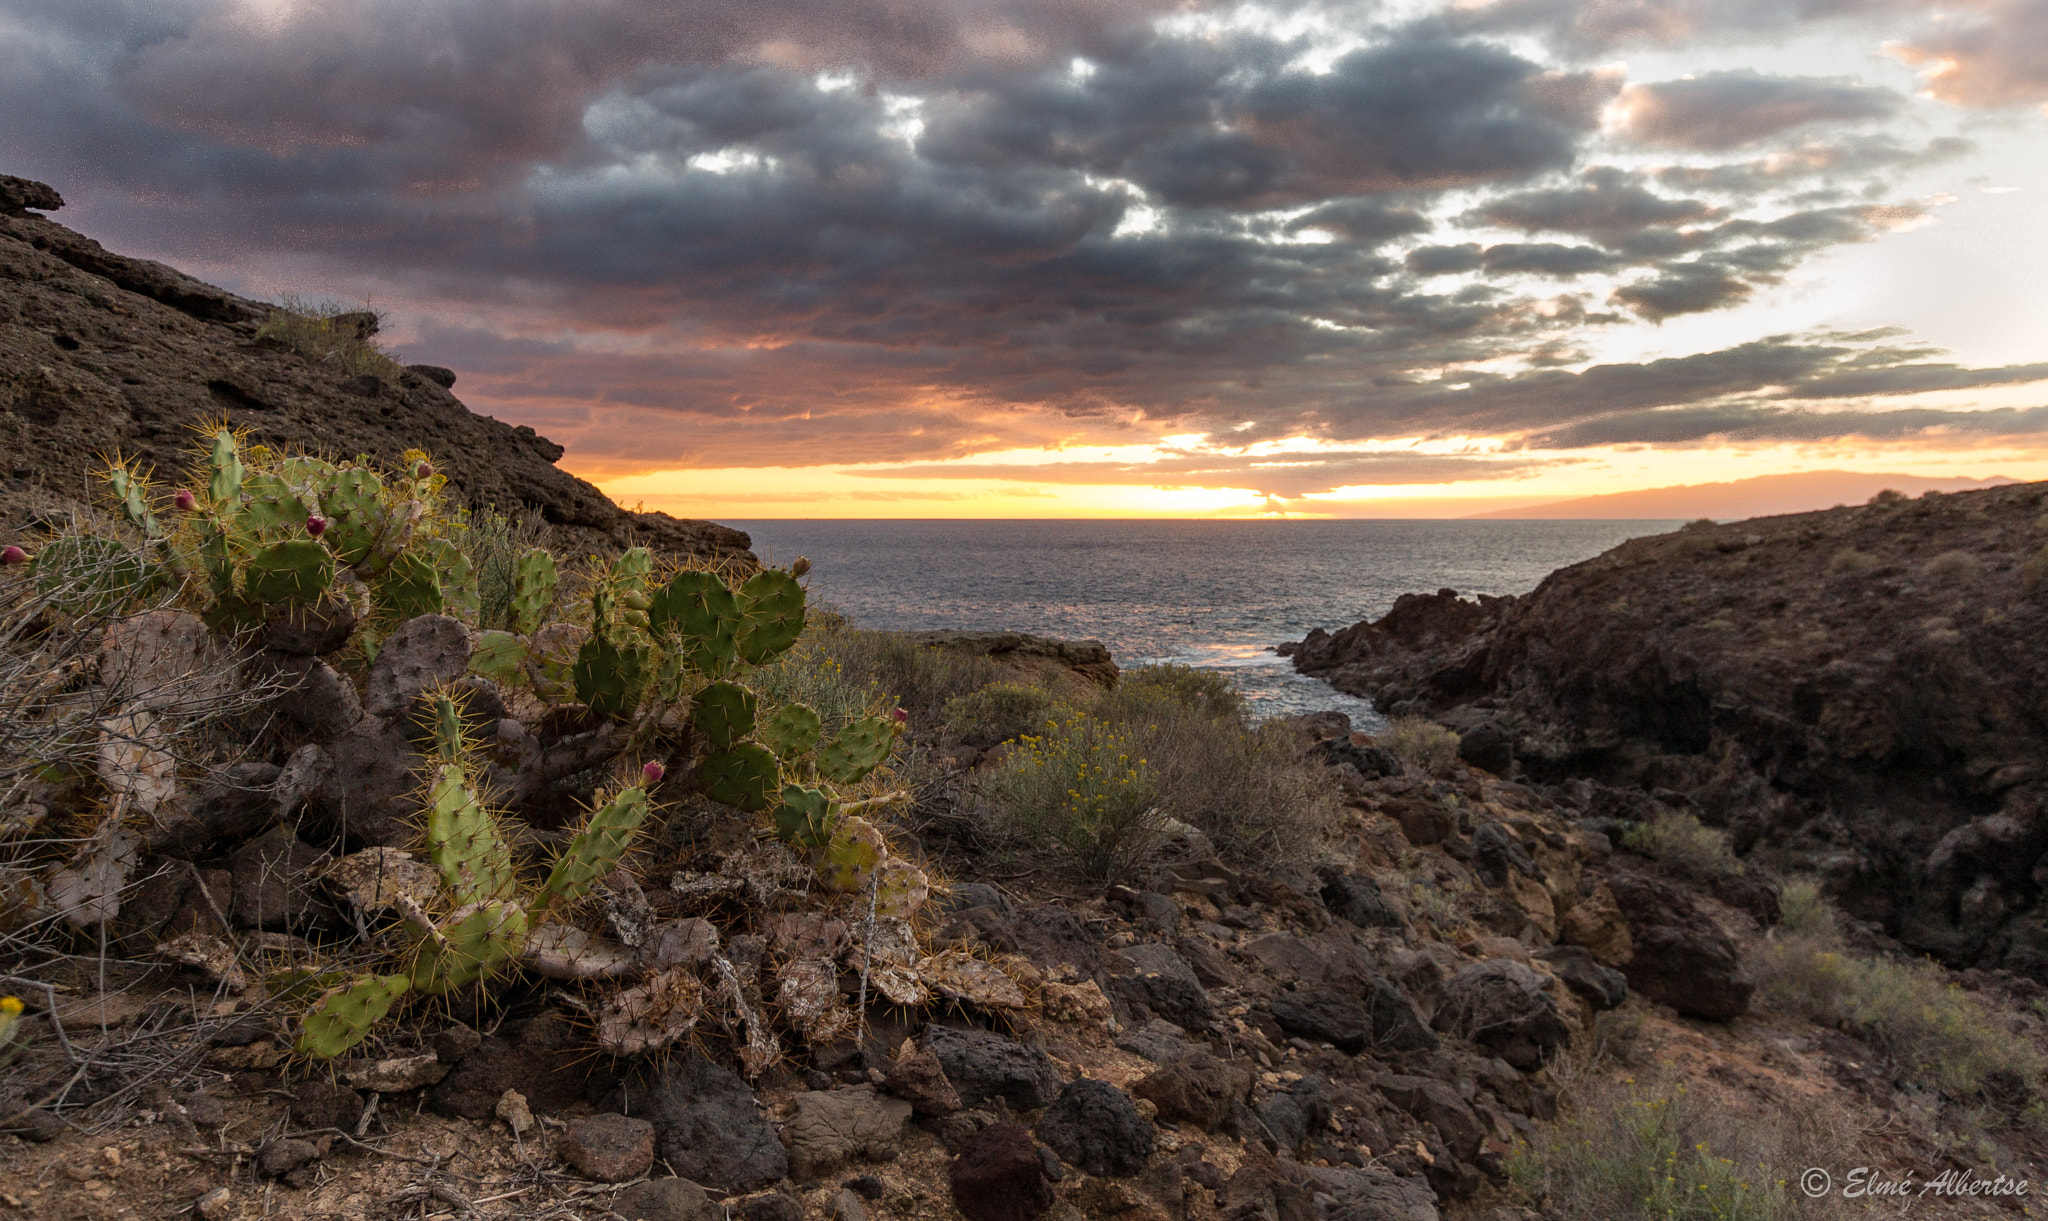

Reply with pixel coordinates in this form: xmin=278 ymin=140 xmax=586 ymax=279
xmin=0 ymin=176 xmax=752 ymax=563
xmin=1290 ymin=486 xmax=2048 ymax=977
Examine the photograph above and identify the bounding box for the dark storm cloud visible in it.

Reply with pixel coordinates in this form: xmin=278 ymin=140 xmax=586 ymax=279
xmin=0 ymin=0 xmax=2030 ymax=479
xmin=1616 ymin=72 xmax=1899 ymax=151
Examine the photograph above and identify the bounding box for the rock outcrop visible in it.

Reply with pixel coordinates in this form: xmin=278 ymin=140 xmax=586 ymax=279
xmin=0 ymin=175 xmax=752 ymax=563
xmin=1289 ymin=485 xmax=2048 ymax=976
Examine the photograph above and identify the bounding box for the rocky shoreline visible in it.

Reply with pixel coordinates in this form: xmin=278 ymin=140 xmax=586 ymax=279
xmin=1284 ymin=483 xmax=2048 ymax=981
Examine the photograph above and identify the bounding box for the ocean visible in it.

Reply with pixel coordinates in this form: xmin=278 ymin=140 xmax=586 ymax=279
xmin=727 ymin=520 xmax=1677 ymax=728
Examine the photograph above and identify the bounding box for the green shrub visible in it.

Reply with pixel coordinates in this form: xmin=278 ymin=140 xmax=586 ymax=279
xmin=1773 ymin=879 xmax=1838 ymax=939
xmin=1109 ymin=662 xmax=1245 ymax=721
xmin=1381 ymin=716 xmax=1461 ymax=776
xmin=807 ymin=629 xmax=1008 ymax=728
xmin=2020 ymin=544 xmax=2048 ymax=595
xmin=255 ymin=298 xmax=404 ymax=381
xmin=977 ymin=713 xmax=1162 ymax=882
xmin=1508 ymin=1081 xmax=1809 ymax=1221
xmin=944 ymin=682 xmax=1073 ymax=749
xmin=1752 ymin=933 xmax=2040 ymax=1099
xmin=1621 ymin=810 xmax=1741 ymax=881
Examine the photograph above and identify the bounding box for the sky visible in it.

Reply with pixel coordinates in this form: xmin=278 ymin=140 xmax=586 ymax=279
xmin=4 ymin=0 xmax=2046 ymax=518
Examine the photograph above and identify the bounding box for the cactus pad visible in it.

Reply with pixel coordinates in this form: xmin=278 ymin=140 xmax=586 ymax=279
xmin=698 ymin=743 xmax=780 ymax=812
xmin=105 ymin=465 xmax=159 ymax=539
xmin=295 ymin=973 xmax=409 ymax=1059
xmin=322 ymin=467 xmax=385 ymax=565
xmin=816 ymin=715 xmax=900 ymax=786
xmin=735 ymin=570 xmax=806 ymax=665
xmin=375 ymin=549 xmax=444 ymax=618
xmin=690 ymin=681 xmax=757 ymax=750
xmin=650 ymin=570 xmax=741 ymax=675
xmin=424 ymin=763 xmax=517 ymax=905
xmin=544 ymin=785 xmax=651 ymax=907
xmin=423 ymin=537 xmax=480 ymax=623
xmin=872 ymin=858 xmax=931 ymax=918
xmin=760 ymin=703 xmax=823 ymax=761
xmin=574 ymin=635 xmax=648 ymax=720
xmin=243 ymin=540 xmax=335 ymax=605
xmin=240 ymin=473 xmax=311 ymax=538
xmin=468 ymin=630 xmax=528 ymax=685
xmin=771 ymin=784 xmax=836 ymax=849
xmin=510 ymin=548 xmax=557 ymax=635
xmin=819 ymin=814 xmax=887 ymax=893
xmin=205 ymin=430 xmax=244 ymax=504
xmin=410 ymin=900 xmax=528 ymax=994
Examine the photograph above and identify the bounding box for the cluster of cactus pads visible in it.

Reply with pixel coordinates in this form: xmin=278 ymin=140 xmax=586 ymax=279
xmin=293 ymin=694 xmax=656 ymax=1058
xmin=82 ymin=426 xmax=473 ymax=635
xmin=58 ymin=433 xmax=942 ymax=1063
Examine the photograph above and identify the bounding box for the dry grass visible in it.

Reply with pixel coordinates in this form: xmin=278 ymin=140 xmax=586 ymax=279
xmin=1826 ymin=548 xmax=1879 ymax=577
xmin=1621 ymin=809 xmax=1742 ymax=882
xmin=1921 ymin=550 xmax=1982 ymax=582
xmin=1380 ymin=716 xmax=1462 ymax=777
xmin=255 ymin=297 xmax=404 ymax=381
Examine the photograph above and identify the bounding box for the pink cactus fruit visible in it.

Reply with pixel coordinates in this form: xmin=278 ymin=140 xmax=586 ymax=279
xmin=641 ymin=760 xmax=666 ymax=785
xmin=173 ymin=488 xmax=197 ymax=511
xmin=0 ymin=545 xmax=26 ymax=565
xmin=306 ymin=515 xmax=328 ymax=537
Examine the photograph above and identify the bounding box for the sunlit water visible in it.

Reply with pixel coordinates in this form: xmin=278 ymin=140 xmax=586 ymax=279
xmin=727 ymin=520 xmax=1677 ymax=727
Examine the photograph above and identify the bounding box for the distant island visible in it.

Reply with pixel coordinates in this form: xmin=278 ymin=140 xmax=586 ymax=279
xmin=1468 ymin=468 xmax=2014 ymax=519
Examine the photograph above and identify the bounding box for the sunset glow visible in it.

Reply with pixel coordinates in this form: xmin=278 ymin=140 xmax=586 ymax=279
xmin=6 ymin=0 xmax=2044 ymax=519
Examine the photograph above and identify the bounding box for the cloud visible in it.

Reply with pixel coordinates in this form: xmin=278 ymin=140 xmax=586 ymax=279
xmin=1527 ymin=402 xmax=2048 ymax=447
xmin=0 ymin=0 xmax=2033 ymax=486
xmin=1615 ymin=71 xmax=1900 ymax=150
xmin=1887 ymin=0 xmax=2048 ymax=110
xmin=854 ymin=450 xmax=1555 ymax=498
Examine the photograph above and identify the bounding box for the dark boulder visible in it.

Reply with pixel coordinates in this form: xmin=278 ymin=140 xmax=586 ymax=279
xmin=1034 ymin=1078 xmax=1154 ymax=1177
xmin=1606 ymin=872 xmax=1754 ymax=1020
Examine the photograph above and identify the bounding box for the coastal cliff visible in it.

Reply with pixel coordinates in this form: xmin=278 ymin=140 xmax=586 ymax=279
xmin=0 ymin=175 xmax=752 ymax=562
xmin=1290 ymin=483 xmax=2048 ymax=975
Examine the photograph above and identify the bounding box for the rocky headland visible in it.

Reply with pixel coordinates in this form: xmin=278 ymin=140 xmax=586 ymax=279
xmin=0 ymin=175 xmax=751 ymax=563
xmin=1287 ymin=484 xmax=2048 ymax=979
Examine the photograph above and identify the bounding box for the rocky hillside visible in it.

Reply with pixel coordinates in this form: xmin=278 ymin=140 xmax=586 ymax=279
xmin=1288 ymin=482 xmax=2048 ymax=976
xmin=0 ymin=175 xmax=751 ymax=562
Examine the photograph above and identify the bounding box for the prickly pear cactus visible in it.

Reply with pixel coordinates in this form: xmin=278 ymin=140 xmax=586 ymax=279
xmin=699 ymin=743 xmax=780 ymax=812
xmin=771 ymin=784 xmax=835 ymax=849
xmin=760 ymin=703 xmax=823 ymax=760
xmin=735 ymin=570 xmax=805 ymax=665
xmin=242 ymin=540 xmax=334 ymax=604
xmin=510 ymin=548 xmax=557 ymax=635
xmin=650 ymin=570 xmax=741 ymax=677
xmin=816 ymin=715 xmax=902 ymax=786
xmin=543 ymin=786 xmax=651 ymax=907
xmin=691 ymin=681 xmax=757 ymax=750
xmin=294 ymin=973 xmax=409 ymax=1058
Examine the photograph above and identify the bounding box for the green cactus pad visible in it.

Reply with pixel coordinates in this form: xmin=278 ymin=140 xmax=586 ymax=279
xmin=819 ymin=814 xmax=887 ymax=893
xmin=243 ymin=539 xmax=336 ymax=605
xmin=105 ymin=465 xmax=159 ymax=539
xmin=423 ymin=537 xmax=480 ymax=623
xmin=614 ymin=546 xmax=654 ymax=591
xmin=872 ymin=858 xmax=931 ymax=918
xmin=770 ymin=784 xmax=836 ymax=850
xmin=322 ymin=467 xmax=385 ymax=565
xmin=240 ymin=473 xmax=311 ymax=538
xmin=510 ymin=548 xmax=557 ymax=635
xmin=574 ymin=635 xmax=648 ymax=720
xmin=424 ymin=762 xmax=517 ymax=905
xmin=410 ymin=901 xmax=527 ymax=994
xmin=816 ymin=715 xmax=900 ymax=786
xmin=544 ymin=786 xmax=651 ymax=907
xmin=698 ymin=742 xmax=780 ymax=812
xmin=294 ymin=973 xmax=409 ymax=1059
xmin=760 ymin=703 xmax=823 ymax=761
xmin=205 ymin=430 xmax=244 ymax=504
xmin=469 ymin=630 xmax=528 ymax=685
xmin=649 ymin=570 xmax=741 ymax=675
xmin=691 ymin=681 xmax=758 ymax=750
xmin=735 ymin=570 xmax=806 ymax=665
xmin=375 ymin=549 xmax=444 ymax=618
